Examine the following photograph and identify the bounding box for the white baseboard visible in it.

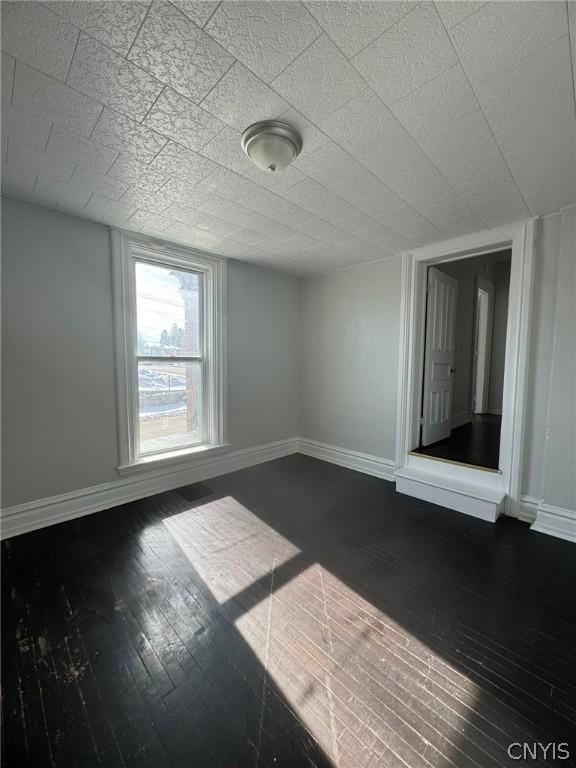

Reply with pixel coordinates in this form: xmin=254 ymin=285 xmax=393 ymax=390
xmin=516 ymin=495 xmax=539 ymax=523
xmin=531 ymin=503 xmax=576 ymax=543
xmin=4 ymin=434 xmax=572 ymax=544
xmin=298 ymin=438 xmax=395 ymax=481
xmin=394 ymin=466 xmax=505 ymax=523
xmin=0 ymin=437 xmax=299 ymax=540
xmin=451 ymin=411 xmax=472 ymax=429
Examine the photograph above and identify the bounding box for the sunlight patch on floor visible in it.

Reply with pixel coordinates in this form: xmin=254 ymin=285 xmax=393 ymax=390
xmin=164 ymin=496 xmax=483 ymax=767
xmin=163 ymin=495 xmax=300 ymax=604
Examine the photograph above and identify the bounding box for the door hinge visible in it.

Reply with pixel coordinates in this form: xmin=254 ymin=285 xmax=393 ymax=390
xmin=419 ymin=417 xmax=425 ymax=426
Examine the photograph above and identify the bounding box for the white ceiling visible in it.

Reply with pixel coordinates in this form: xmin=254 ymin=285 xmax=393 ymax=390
xmin=1 ymin=1 xmax=575 ymax=276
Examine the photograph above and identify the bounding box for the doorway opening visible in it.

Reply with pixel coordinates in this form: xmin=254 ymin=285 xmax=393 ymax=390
xmin=412 ymin=249 xmax=512 ymax=471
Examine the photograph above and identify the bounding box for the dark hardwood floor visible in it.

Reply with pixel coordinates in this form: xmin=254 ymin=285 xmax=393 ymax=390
xmin=413 ymin=414 xmax=502 ymax=470
xmin=2 ymin=454 xmax=575 ymax=767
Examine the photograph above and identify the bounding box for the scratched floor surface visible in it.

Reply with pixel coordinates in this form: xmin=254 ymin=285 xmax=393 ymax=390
xmin=2 ymin=454 xmax=576 ymax=767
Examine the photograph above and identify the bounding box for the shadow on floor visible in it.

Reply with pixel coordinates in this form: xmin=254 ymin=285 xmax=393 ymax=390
xmin=3 ymin=454 xmax=575 ymax=767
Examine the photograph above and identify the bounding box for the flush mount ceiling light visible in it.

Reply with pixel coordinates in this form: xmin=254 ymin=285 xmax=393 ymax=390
xmin=241 ymin=120 xmax=303 ymax=173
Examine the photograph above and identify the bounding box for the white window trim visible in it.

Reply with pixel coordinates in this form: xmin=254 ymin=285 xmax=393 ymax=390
xmin=112 ymin=229 xmax=228 ymax=475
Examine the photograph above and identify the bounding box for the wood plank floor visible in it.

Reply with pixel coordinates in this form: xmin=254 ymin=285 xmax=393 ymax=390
xmin=413 ymin=415 xmax=502 ymax=470
xmin=2 ymin=454 xmax=576 ymax=767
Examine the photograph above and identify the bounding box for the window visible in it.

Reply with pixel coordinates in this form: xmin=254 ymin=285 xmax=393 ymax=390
xmin=113 ymin=232 xmax=226 ymax=471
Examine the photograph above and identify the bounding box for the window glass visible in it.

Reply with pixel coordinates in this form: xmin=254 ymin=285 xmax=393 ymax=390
xmin=136 ymin=261 xmax=201 ymax=357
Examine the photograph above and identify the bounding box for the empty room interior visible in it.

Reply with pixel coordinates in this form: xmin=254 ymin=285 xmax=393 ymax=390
xmin=1 ymin=1 xmax=575 ymax=766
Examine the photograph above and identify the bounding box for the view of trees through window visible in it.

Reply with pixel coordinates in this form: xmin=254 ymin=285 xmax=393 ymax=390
xmin=135 ymin=260 xmax=203 ymax=456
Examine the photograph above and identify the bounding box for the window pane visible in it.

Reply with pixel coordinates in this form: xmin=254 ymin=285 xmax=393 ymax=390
xmin=138 ymin=360 xmax=202 ymax=455
xmin=136 ymin=261 xmax=201 ymax=357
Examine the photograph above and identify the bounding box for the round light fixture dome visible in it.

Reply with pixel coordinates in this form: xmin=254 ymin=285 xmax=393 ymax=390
xmin=241 ymin=121 xmax=302 ymax=173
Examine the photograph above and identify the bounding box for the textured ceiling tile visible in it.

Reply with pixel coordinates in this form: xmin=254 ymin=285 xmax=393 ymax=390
xmin=279 ymin=107 xmax=330 ymax=158
xmin=44 ymin=1 xmax=149 ymax=56
xmin=67 ymin=34 xmax=163 ymax=121
xmin=92 ymin=108 xmax=167 ymax=162
xmin=408 ymin=193 xmax=485 ymax=231
xmin=457 ymin=181 xmax=530 ymax=228
xmin=297 ymin=141 xmax=384 ymax=201
xmin=473 ymin=37 xmax=575 ymax=165
xmin=101 ymin=210 xmax=145 ymax=228
xmin=163 ymin=201 xmax=209 ymax=225
xmin=284 ymin=178 xmax=359 ymax=222
xmin=2 ymin=53 xmax=15 ymax=104
xmin=171 ymin=1 xmax=219 ymax=28
xmin=306 ymin=1 xmax=416 ymax=58
xmin=472 ymin=37 xmax=575 ymax=216
xmin=148 ymin=141 xmax=217 ymax=181
xmin=434 ymin=1 xmax=485 ymax=29
xmin=128 ymin=209 xmax=173 ymax=232
xmin=242 ymin=189 xmax=317 ymax=228
xmin=83 ymin=193 xmax=139 ymax=220
xmin=321 ymin=89 xmax=451 ymax=199
xmin=2 ymin=104 xmax=51 ymax=151
xmin=165 ymin=219 xmax=225 ymax=248
xmin=106 ymin=155 xmax=171 ymax=194
xmin=158 ymin=174 xmax=214 ymax=206
xmin=228 ymin=227 xmax=266 ymax=245
xmin=34 ymin=174 xmax=92 ymax=208
xmin=244 ymin=162 xmax=307 ymax=193
xmin=206 ymin=1 xmax=321 ymax=82
xmin=1 ymin=1 xmax=78 ymax=82
xmin=143 ymin=87 xmax=224 ymax=151
xmin=390 ymin=64 xmax=522 ymax=197
xmin=316 ymin=227 xmax=357 ymax=246
xmin=47 ymin=126 xmax=118 ymax=174
xmin=13 ymin=62 xmax=103 ymax=138
xmin=353 ymin=3 xmax=457 ymax=105
xmin=355 ymin=223 xmax=410 ymax=250
xmin=280 ymin=231 xmax=320 ymax=251
xmin=391 ymin=64 xmax=477 ymax=138
xmin=195 ymin=165 xmax=256 ymax=200
xmin=200 ymin=62 xmax=288 ymax=129
xmin=450 ymin=1 xmax=568 ymax=83
xmin=195 ymin=212 xmax=240 ymax=237
xmin=119 ymin=187 xmax=175 ymax=214
xmin=272 ymin=34 xmax=364 ymax=122
xmin=70 ymin=166 xmax=130 ymax=199
xmin=501 ymin=140 xmax=575 ymax=217
xmin=294 ymin=216 xmax=338 ymax=237
xmin=335 ymin=210 xmax=379 ymax=234
xmin=128 ymin=1 xmax=233 ymax=103
xmin=6 ymin=141 xmax=75 ymax=183
xmin=374 ymin=204 xmax=443 ymax=240
xmin=200 ymin=125 xmax=255 ymax=175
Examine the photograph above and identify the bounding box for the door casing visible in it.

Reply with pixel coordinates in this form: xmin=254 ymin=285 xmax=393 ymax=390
xmin=394 ymin=220 xmax=536 ymax=519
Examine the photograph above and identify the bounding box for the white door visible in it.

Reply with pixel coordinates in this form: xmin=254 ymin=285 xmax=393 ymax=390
xmin=422 ymin=267 xmax=458 ymax=446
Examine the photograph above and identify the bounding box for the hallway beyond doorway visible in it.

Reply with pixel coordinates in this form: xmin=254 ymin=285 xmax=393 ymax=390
xmin=412 ymin=414 xmax=501 ymax=471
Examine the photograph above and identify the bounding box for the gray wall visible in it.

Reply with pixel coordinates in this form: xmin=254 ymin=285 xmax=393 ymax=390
xmin=3 ymin=198 xmax=574 ymax=517
xmin=299 ymin=207 xmax=574 ymax=517
xmin=1 ymin=198 xmax=300 ymax=507
xmin=523 ymin=205 xmax=575 ymax=511
xmin=300 ymin=256 xmax=402 ymax=459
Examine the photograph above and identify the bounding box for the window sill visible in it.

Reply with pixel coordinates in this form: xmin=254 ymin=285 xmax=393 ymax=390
xmin=117 ymin=443 xmax=231 ymax=476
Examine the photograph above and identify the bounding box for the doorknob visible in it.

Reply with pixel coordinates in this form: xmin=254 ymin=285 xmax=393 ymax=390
xmin=450 ymin=368 xmax=456 ymax=374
